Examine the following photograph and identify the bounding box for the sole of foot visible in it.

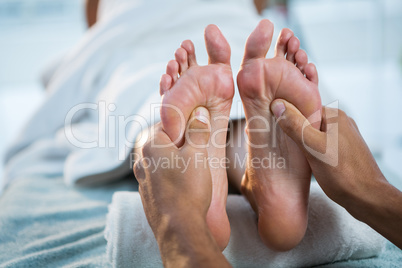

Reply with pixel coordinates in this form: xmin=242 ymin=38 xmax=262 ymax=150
xmin=237 ymin=19 xmax=322 ymax=251
xmin=159 ymin=25 xmax=234 ymax=250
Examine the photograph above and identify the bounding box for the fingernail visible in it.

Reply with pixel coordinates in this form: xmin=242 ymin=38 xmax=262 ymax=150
xmin=194 ymin=107 xmax=209 ymax=124
xmin=271 ymin=101 xmax=286 ymax=118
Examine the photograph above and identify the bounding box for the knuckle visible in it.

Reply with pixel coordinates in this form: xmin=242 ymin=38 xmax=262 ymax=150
xmin=133 ymin=161 xmax=145 ymax=180
xmin=133 ymin=161 xmax=139 ymax=173
xmin=141 ymin=140 xmax=152 ymax=156
xmin=288 ymin=116 xmax=303 ymax=133
xmin=133 ymin=161 xmax=138 ymax=173
xmin=338 ymin=109 xmax=347 ymax=119
xmin=286 ymin=120 xmax=298 ymax=133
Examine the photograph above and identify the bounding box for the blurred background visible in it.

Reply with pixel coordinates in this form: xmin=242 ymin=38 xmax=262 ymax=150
xmin=0 ymin=0 xmax=85 ymax=174
xmin=0 ymin=0 xmax=401 ymax=180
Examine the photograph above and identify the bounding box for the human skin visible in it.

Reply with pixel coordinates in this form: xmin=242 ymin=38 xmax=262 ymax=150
xmin=135 ymin=100 xmax=402 ymax=267
xmin=254 ymin=0 xmax=269 ymax=14
xmin=134 ymin=107 xmax=231 ymax=268
xmin=159 ymin=25 xmax=234 ymax=250
xmin=271 ymin=99 xmax=402 ymax=249
xmin=237 ymin=19 xmax=321 ymax=251
xmin=85 ymin=0 xmax=275 ymax=27
xmin=85 ymin=0 xmax=99 ymax=28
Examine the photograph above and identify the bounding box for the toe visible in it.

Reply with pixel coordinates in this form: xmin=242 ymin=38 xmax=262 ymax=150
xmin=305 ymin=63 xmax=319 ymax=85
xmin=286 ymin=36 xmax=300 ymax=64
xmin=243 ymin=19 xmax=274 ymax=62
xmin=274 ymin=28 xmax=294 ymax=58
xmin=166 ymin=60 xmax=179 ymax=83
xmin=205 ymin=24 xmax=231 ymax=65
xmin=181 ymin=40 xmax=197 ymax=67
xmin=159 ymin=74 xmax=172 ymax=96
xmin=175 ymin=47 xmax=188 ymax=75
xmin=295 ymin=49 xmax=308 ymax=74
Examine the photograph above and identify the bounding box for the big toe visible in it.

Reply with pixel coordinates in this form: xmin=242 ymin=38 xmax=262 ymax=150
xmin=204 ymin=24 xmax=231 ymax=65
xmin=242 ymin=19 xmax=274 ymax=62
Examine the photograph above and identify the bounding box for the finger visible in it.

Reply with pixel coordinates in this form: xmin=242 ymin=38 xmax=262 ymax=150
xmin=321 ymin=107 xmax=340 ymax=133
xmin=348 ymin=116 xmax=358 ymax=128
xmin=184 ymin=106 xmax=211 ymax=148
xmin=142 ymin=123 xmax=176 ymax=157
xmin=133 ymin=160 xmax=146 ymax=183
xmin=270 ymin=99 xmax=325 ymax=153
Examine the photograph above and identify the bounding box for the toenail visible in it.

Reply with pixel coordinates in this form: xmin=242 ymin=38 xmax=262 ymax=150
xmin=271 ymin=101 xmax=286 ymax=118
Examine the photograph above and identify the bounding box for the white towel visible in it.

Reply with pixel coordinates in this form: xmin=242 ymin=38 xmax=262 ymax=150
xmin=104 ymin=182 xmax=385 ymax=267
xmin=2 ymin=0 xmax=261 ymax=194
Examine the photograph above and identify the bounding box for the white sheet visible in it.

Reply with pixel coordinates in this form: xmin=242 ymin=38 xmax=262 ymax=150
xmin=2 ymin=0 xmax=262 ymax=193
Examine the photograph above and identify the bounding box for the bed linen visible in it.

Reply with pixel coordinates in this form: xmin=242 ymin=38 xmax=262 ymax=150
xmin=0 ymin=173 xmax=401 ymax=267
xmin=1 ymin=0 xmax=261 ymax=194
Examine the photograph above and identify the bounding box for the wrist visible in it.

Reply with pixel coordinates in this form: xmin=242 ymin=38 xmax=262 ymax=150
xmin=154 ymin=211 xmax=203 ymax=243
xmin=159 ymin=212 xmax=205 ymax=236
xmin=156 ymin=212 xmax=228 ymax=267
xmin=330 ymin=162 xmax=385 ymax=212
xmin=344 ymin=175 xmax=395 ymax=224
xmin=345 ymin=176 xmax=402 ymax=248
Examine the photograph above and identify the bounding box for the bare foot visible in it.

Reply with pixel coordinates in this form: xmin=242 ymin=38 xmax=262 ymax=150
xmin=159 ymin=25 xmax=234 ymax=250
xmin=237 ymin=19 xmax=321 ymax=251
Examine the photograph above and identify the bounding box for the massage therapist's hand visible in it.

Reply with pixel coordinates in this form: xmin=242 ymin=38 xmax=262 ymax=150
xmin=134 ymin=107 xmax=230 ymax=268
xmin=270 ymin=99 xmax=402 ymax=249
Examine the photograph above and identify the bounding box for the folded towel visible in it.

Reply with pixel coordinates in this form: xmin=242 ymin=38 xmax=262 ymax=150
xmin=104 ymin=182 xmax=385 ymax=267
